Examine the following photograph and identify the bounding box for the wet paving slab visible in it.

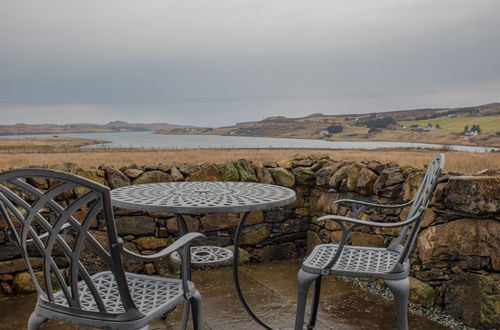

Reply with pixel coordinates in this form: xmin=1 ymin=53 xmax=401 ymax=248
xmin=0 ymin=259 xmax=450 ymax=330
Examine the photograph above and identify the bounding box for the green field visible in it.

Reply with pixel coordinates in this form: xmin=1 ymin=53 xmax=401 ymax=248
xmin=399 ymin=115 xmax=500 ymax=134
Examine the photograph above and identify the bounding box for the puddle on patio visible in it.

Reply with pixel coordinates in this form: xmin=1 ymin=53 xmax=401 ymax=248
xmin=0 ymin=259 xmax=450 ymax=330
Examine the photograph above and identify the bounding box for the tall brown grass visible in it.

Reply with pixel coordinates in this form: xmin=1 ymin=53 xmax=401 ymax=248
xmin=0 ymin=149 xmax=497 ymax=174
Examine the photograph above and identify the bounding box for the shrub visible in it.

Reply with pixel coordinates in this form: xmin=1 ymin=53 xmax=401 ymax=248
xmin=326 ymin=123 xmax=343 ymax=134
xmin=363 ymin=117 xmax=396 ymax=129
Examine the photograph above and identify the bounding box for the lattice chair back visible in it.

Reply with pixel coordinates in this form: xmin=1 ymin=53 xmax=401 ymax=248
xmin=0 ymin=168 xmax=141 ymax=320
xmin=390 ymin=154 xmax=444 ymax=267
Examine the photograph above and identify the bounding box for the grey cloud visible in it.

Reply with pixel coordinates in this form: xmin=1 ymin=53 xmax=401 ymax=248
xmin=0 ymin=0 xmax=499 ymax=126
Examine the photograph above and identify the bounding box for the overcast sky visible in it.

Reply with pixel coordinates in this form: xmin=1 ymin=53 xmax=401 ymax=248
xmin=1 ymin=0 xmax=499 ymax=127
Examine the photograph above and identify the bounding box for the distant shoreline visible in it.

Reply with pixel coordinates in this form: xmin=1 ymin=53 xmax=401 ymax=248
xmin=0 ymin=132 xmax=496 ymax=153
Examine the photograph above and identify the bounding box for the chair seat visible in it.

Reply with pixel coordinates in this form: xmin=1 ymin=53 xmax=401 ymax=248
xmin=302 ymin=244 xmax=406 ymax=278
xmin=170 ymin=245 xmax=233 ymax=267
xmin=51 ymin=271 xmax=194 ymax=315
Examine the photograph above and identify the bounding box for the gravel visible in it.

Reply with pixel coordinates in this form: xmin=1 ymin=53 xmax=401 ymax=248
xmin=342 ymin=277 xmax=475 ymax=330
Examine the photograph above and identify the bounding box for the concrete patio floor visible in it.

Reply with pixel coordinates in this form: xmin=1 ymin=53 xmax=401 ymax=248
xmin=0 ymin=259 xmax=450 ymax=330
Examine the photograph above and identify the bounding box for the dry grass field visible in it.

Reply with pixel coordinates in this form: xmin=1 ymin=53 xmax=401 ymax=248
xmin=0 ymin=148 xmax=497 ymax=175
xmin=0 ymin=137 xmax=108 ymax=151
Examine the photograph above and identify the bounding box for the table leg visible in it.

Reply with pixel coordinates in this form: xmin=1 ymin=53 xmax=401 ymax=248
xmin=175 ymin=214 xmax=192 ymax=329
xmin=233 ymin=211 xmax=274 ymax=330
xmin=175 ymin=214 xmax=189 ymax=236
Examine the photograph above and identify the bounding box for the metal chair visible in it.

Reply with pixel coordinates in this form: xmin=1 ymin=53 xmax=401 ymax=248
xmin=0 ymin=168 xmax=204 ymax=330
xmin=295 ymin=154 xmax=444 ymax=330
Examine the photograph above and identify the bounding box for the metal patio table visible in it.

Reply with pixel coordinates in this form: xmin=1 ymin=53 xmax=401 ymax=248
xmin=111 ymin=181 xmax=296 ymax=329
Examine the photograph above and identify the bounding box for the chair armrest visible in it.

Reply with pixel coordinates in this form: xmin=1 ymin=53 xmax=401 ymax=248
xmin=334 ymin=198 xmax=414 ymax=209
xmin=317 ymin=206 xmax=424 ymax=228
xmin=316 ymin=206 xmax=424 ymax=272
xmin=118 ymin=232 xmax=205 ymax=262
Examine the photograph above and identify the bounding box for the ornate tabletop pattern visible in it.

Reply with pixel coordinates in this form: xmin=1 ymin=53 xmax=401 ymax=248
xmin=111 ymin=181 xmax=296 ymax=214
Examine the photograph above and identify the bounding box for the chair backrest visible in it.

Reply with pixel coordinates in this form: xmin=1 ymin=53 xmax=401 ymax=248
xmin=0 ymin=168 xmax=141 ymax=319
xmin=390 ymin=154 xmax=444 ymax=267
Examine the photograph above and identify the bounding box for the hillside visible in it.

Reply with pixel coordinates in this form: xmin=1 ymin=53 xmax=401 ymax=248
xmin=205 ymin=103 xmax=500 ymax=147
xmin=0 ymin=121 xmax=197 ymax=136
xmin=0 ymin=136 xmax=109 ymax=152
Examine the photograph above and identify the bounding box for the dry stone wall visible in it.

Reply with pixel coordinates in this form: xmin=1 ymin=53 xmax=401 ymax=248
xmin=0 ymin=155 xmax=498 ymax=329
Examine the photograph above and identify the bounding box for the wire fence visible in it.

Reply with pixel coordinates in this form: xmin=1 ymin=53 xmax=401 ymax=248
xmin=1 ymin=144 xmax=493 ymax=154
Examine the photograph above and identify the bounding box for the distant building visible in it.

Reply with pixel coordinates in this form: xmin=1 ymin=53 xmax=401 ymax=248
xmin=422 ymin=123 xmax=435 ymax=131
xmin=320 ymin=130 xmax=331 ymax=137
xmin=464 ymin=130 xmax=478 ymax=136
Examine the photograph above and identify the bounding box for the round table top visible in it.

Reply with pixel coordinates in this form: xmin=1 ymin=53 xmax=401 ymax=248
xmin=111 ymin=181 xmax=296 ymax=214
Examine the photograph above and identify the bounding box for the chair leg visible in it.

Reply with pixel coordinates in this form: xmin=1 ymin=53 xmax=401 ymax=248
xmin=190 ymin=290 xmax=203 ymax=330
xmin=385 ymin=278 xmax=410 ymax=330
xmin=306 ymin=275 xmax=322 ymax=329
xmin=179 ymin=302 xmax=190 ymax=330
xmin=295 ymin=269 xmax=320 ymax=330
xmin=27 ymin=312 xmax=47 ymax=330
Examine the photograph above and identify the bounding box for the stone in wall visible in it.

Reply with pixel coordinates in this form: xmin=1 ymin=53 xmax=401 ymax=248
xmin=291 ymin=158 xmax=313 ymax=168
xmin=200 ymin=211 xmax=263 ymax=232
xmin=115 ymin=216 xmax=156 ymax=236
xmin=263 ymin=161 xmax=277 ymax=168
xmin=202 ymin=234 xmax=232 ymax=247
xmin=218 ymin=162 xmax=240 ymax=181
xmin=105 ymin=167 xmax=130 ymax=189
xmin=350 ymin=232 xmax=385 ymax=248
xmin=144 ymin=164 xmax=159 ymax=171
xmin=409 ymin=277 xmax=435 ymax=309
xmin=400 ymin=206 xmax=436 ymax=228
xmin=169 ymin=166 xmax=184 ymax=181
xmin=346 ymin=162 xmax=365 ymax=191
xmin=133 ymin=170 xmax=173 ymax=184
xmin=250 ymin=242 xmax=298 ymax=262
xmin=153 ymin=257 xmax=175 ymax=275
xmin=0 ymin=243 xmax=21 ymax=261
xmin=314 ymin=191 xmax=339 ymax=213
xmin=240 ymin=223 xmax=272 ymax=245
xmin=402 ymin=170 xmax=425 ymax=201
xmin=329 ymin=165 xmax=348 ymax=190
xmin=0 ymin=258 xmax=43 ymax=274
xmin=134 ymin=237 xmax=168 ymax=250
xmin=166 ymin=215 xmax=200 ymax=235
xmin=280 ymin=217 xmax=309 ymax=234
xmin=417 ymin=219 xmax=500 ymax=271
xmin=265 ymin=209 xmax=295 ymax=223
xmin=13 ymin=271 xmax=61 ymax=294
xmin=186 ymin=164 xmax=221 ymax=181
xmin=234 ymin=159 xmax=258 ymax=182
xmin=306 ymin=231 xmax=322 ymax=253
xmin=177 ymin=163 xmax=201 ymax=176
xmin=444 ymin=176 xmax=500 ymax=215
xmin=373 ymin=167 xmax=401 ymax=195
xmin=380 ymin=184 xmax=403 ymax=199
xmin=356 ymin=167 xmax=378 ymax=195
xmin=292 ymin=167 xmax=315 ymax=185
xmin=277 ymin=159 xmax=292 ymax=169
xmin=74 ymin=168 xmax=105 ymax=196
xmin=314 ymin=162 xmax=342 ymax=186
xmin=268 ymin=167 xmax=295 ymax=187
xmin=224 ymin=246 xmax=250 ymax=265
xmin=80 ymin=230 xmax=143 ymax=274
xmin=123 ymin=168 xmax=143 ymax=179
xmin=444 ymin=272 xmax=499 ymax=329
xmin=255 ymin=166 xmax=274 ymax=184
xmin=27 ymin=177 xmax=49 ymax=190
